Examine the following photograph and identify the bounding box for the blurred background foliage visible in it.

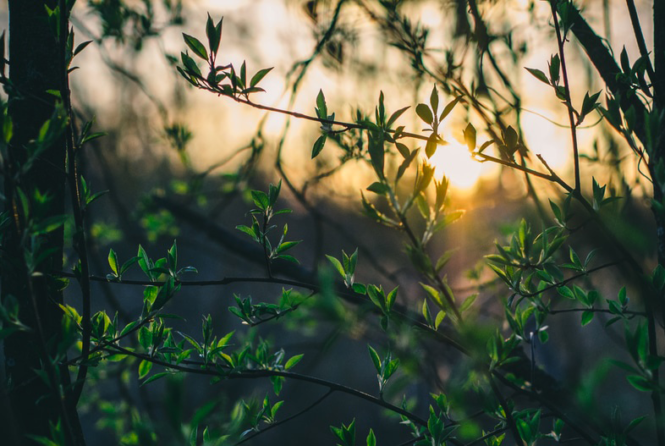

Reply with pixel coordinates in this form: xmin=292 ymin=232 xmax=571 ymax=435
xmin=1 ymin=0 xmax=659 ymax=444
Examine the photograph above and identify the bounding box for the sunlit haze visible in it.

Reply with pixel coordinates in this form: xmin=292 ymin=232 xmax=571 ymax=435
xmin=429 ymin=140 xmax=488 ymax=191
xmin=520 ymin=108 xmax=571 ymax=170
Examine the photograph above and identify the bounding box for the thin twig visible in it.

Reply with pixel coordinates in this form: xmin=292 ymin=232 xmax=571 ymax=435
xmin=63 ymin=33 xmax=93 ymax=412
xmin=547 ymin=307 xmax=645 ymax=317
xmin=520 ymin=261 xmax=623 ymax=298
xmin=488 ymin=373 xmax=525 ymax=446
xmin=464 ymin=426 xmax=508 ymax=446
xmin=57 ymin=2 xmax=87 ymax=443
xmin=625 ymin=0 xmax=657 ymax=96
xmin=107 ymin=344 xmax=428 ymax=426
xmin=53 ymin=270 xmax=469 ymax=354
xmin=493 ymin=371 xmax=598 ymax=445
xmin=234 ymin=390 xmax=334 ymax=445
xmin=550 ymin=0 xmax=581 ymax=193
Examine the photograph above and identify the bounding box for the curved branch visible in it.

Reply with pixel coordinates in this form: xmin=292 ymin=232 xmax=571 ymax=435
xmin=107 ymin=344 xmax=428 ymax=426
xmin=520 ymin=261 xmax=623 ymax=298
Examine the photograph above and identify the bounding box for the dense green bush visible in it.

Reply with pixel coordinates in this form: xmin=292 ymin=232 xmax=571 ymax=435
xmin=1 ymin=1 xmax=665 ymax=445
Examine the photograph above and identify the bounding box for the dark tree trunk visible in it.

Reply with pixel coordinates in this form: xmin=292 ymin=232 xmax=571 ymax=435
xmin=1 ymin=1 xmax=80 ymax=444
xmin=655 ymin=0 xmax=664 ymax=111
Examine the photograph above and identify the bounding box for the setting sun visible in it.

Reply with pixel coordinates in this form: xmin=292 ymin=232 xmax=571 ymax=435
xmin=428 ymin=140 xmax=486 ymax=190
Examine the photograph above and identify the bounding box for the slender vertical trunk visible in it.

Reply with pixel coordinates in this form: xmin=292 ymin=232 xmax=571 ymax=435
xmin=1 ymin=1 xmax=80 ymax=444
xmin=655 ymin=0 xmax=664 ymax=110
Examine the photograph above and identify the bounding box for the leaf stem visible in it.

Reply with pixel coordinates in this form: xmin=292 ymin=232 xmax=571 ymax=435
xmin=550 ymin=0 xmax=581 ymax=193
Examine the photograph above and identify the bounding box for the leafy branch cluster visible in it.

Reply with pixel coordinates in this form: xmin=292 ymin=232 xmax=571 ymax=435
xmin=2 ymin=1 xmax=665 ymax=446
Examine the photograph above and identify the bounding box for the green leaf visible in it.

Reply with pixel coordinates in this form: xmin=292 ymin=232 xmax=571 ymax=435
xmin=548 ymin=54 xmax=561 ymax=84
xmin=240 ymin=61 xmax=247 ymax=88
xmin=120 ymin=320 xmax=140 ymax=337
xmin=179 ymin=331 xmax=202 ymax=353
xmin=366 ymin=429 xmax=376 ymax=446
xmin=31 ymin=215 xmax=68 ymax=235
xmin=141 ymin=372 xmax=171 ymax=386
xmin=435 ymin=250 xmax=454 ymax=273
xmin=627 ymin=416 xmax=646 ymax=433
xmin=367 ymin=285 xmax=384 ymax=310
xmin=316 ymin=89 xmax=327 ymax=118
xmin=433 ymin=210 xmax=465 ymax=233
xmin=251 ymin=190 xmax=270 ymax=210
xmin=421 ymin=283 xmax=446 ymax=311
xmin=349 ymin=248 xmax=358 ymax=274
xmin=312 ymin=135 xmax=327 ymax=158
xmin=567 ymin=247 xmax=581 ymax=269
xmin=558 ymin=286 xmax=575 ymax=299
xmin=620 ymin=47 xmax=630 ymax=74
xmin=206 ymin=14 xmax=222 ymax=55
xmin=268 ymin=181 xmax=282 ymax=206
xmin=366 ymin=182 xmax=390 ymax=195
xmin=386 ymin=287 xmax=398 ymax=311
xmin=236 ymin=225 xmax=256 ymax=241
xmin=627 ymin=375 xmax=652 ymax=392
xmin=368 ymin=345 xmax=381 ymax=374
xmin=138 ymin=326 xmax=153 ymax=350
xmin=525 ymin=67 xmax=550 ymax=85
xmin=285 ymin=354 xmax=304 ymax=370
xmin=422 ymin=299 xmax=434 ymax=326
xmin=434 ymin=311 xmax=446 ymax=330
xmin=183 ymin=33 xmax=208 ymax=60
xmin=463 ymin=123 xmax=476 ymax=151
xmin=74 ymin=40 xmax=92 ymax=56
xmin=368 ymin=133 xmax=385 ymax=178
xmin=504 ymin=126 xmax=518 ymax=149
xmin=395 ymin=142 xmax=410 ymax=158
xmin=396 ymin=148 xmax=418 ymax=182
xmin=460 ymin=294 xmax=477 ymax=313
xmin=440 ymin=96 xmax=462 ymax=121
xmin=326 ymin=255 xmax=345 ymax=278
xmin=429 ymin=85 xmax=439 ymax=114
xmin=387 ymin=106 xmax=410 ymax=128
xmin=138 ymin=359 xmax=153 ymax=379
xmin=478 ymin=140 xmax=494 ymax=154
xmin=416 ymin=103 xmax=433 ymax=125
xmin=549 ymin=200 xmax=563 ymax=224
xmin=271 ymin=376 xmax=284 ymax=395
xmin=137 ymin=245 xmax=152 ymax=279
xmin=425 ymin=133 xmax=438 ymax=158
xmin=276 ymin=240 xmax=301 ymax=254
xmin=250 ymin=67 xmax=274 ymax=88
xmin=168 ymin=240 xmax=178 ymax=271
xmin=108 ymin=249 xmax=119 ymax=276
xmin=581 ymin=310 xmax=594 ymax=326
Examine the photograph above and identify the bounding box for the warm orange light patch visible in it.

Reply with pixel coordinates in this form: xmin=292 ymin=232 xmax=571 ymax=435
xmin=428 ymin=140 xmax=484 ymax=190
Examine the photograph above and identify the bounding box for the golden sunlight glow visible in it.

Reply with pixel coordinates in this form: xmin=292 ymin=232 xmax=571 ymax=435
xmin=418 ymin=3 xmax=442 ymax=28
xmin=428 ymin=140 xmax=484 ymax=190
xmin=519 ymin=109 xmax=570 ymax=170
